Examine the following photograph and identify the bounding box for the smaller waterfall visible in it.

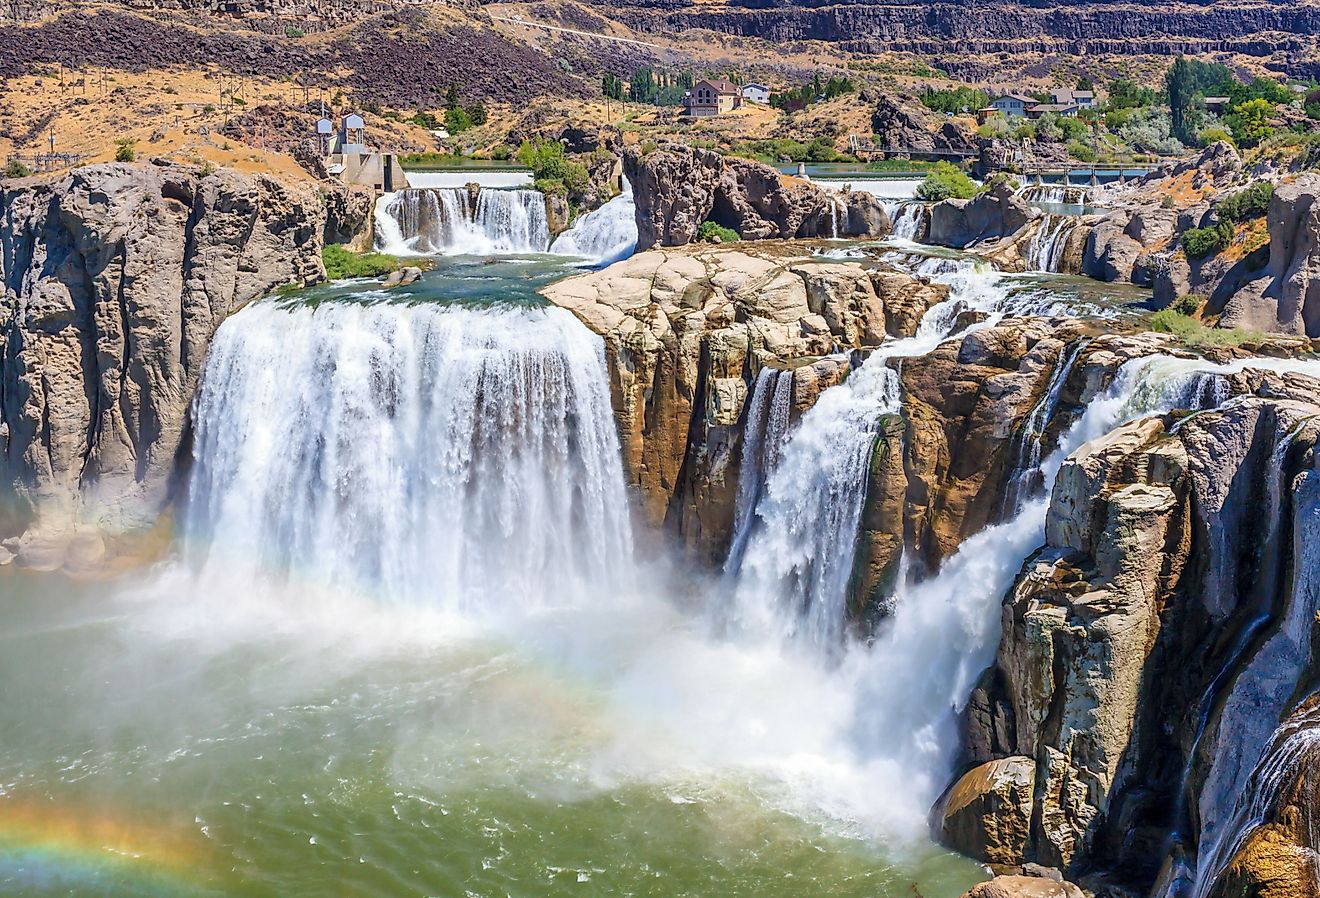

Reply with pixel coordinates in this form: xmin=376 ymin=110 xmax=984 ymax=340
xmin=1024 ymin=215 xmax=1080 ymax=272
xmin=727 ymin=261 xmax=1012 ymax=649
xmin=375 ymin=188 xmax=551 ymax=255
xmin=1001 ymin=338 xmax=1090 ymax=514
xmin=727 ymin=368 xmax=796 ymax=572
xmin=887 ymin=202 xmax=928 ymax=242
xmin=1018 ymin=184 xmax=1088 ymax=206
xmin=549 ymin=182 xmax=638 ymax=266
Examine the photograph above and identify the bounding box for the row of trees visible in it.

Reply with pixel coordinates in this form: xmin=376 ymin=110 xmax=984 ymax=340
xmin=599 ymin=69 xmax=854 ymax=111
xmin=1165 ymin=56 xmax=1299 ymax=148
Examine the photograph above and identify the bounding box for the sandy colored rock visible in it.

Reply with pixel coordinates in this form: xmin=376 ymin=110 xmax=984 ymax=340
xmin=938 ymin=756 xmax=1036 ymax=865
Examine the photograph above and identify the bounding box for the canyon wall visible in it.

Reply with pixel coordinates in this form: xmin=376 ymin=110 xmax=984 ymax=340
xmin=0 ymin=162 xmax=368 ymax=568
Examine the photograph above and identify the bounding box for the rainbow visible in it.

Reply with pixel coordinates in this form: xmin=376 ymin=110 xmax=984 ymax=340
xmin=0 ymin=797 xmax=209 ymax=896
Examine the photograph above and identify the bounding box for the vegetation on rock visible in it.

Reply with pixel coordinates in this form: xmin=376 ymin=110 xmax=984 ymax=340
xmin=696 ymin=221 xmax=740 ymax=243
xmin=322 ymin=244 xmax=403 ymax=280
xmin=916 ymin=162 xmax=978 ymax=201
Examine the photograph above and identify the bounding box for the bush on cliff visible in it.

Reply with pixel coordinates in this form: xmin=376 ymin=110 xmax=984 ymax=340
xmin=322 ymin=245 xmax=402 ymax=280
xmin=4 ymin=160 xmax=31 ymax=179
xmin=1181 ymin=222 xmax=1234 ymax=259
xmin=916 ymin=163 xmax=977 ymax=202
xmin=1149 ymin=309 xmax=1260 ymax=347
xmin=1217 ymin=182 xmax=1274 ymax=222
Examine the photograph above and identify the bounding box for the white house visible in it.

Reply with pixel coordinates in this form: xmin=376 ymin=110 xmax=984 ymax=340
xmin=741 ymin=83 xmax=771 ymax=104
xmin=990 ymin=94 xmax=1036 ymax=118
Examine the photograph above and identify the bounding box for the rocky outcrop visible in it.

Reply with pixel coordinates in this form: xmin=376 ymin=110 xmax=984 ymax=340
xmin=1217 ymin=174 xmax=1320 ymax=337
xmin=928 ymin=180 xmax=1037 ymax=250
xmin=624 ymin=144 xmax=890 ymax=250
xmin=540 ymin=243 xmax=946 ymax=558
xmin=848 ymin=323 xmax=1174 ymax=619
xmin=1084 ymin=142 xmax=1242 ymax=286
xmin=870 ymin=94 xmax=976 ymax=158
xmin=0 ymin=162 xmax=357 ymax=569
xmin=942 ymin=379 xmax=1320 ymax=889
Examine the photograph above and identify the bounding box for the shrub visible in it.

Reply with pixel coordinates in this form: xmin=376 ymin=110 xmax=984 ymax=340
xmin=1198 ymin=126 xmax=1235 ymax=148
xmin=1067 ymin=140 xmax=1097 ymax=163
xmin=516 ymin=139 xmax=589 ymax=195
xmin=322 ymin=245 xmax=402 ymax=280
xmin=1181 ymin=222 xmax=1234 ymax=259
xmin=1171 ymin=293 xmax=1204 ymax=316
xmin=915 ymin=162 xmax=978 ymax=201
xmin=445 ymin=107 xmax=473 ymax=133
xmin=696 ymin=220 xmax=739 ymax=243
xmin=4 ymin=160 xmax=31 ymax=178
xmin=981 ymin=172 xmax=1019 ymax=193
xmin=284 ymin=25 xmax=304 ymax=38
xmin=1149 ymin=309 xmax=1260 ymax=347
xmin=490 ymin=144 xmax=512 ymax=161
xmin=114 ymin=139 xmax=136 ymax=163
xmin=1216 ymin=182 xmax=1274 ymax=223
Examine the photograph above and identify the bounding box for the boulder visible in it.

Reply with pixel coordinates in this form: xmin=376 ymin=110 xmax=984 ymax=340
xmin=928 ymin=179 xmax=1036 ymax=248
xmin=624 ymin=144 xmax=890 ymax=249
xmin=963 ymin=875 xmax=1085 ymax=898
xmin=937 ymin=756 xmax=1037 ymax=865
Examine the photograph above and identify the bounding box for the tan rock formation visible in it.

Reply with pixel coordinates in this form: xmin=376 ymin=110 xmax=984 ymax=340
xmin=540 ymin=243 xmax=945 ymax=558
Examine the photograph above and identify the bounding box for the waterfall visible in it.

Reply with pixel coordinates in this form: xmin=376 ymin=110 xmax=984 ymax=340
xmin=549 ymin=182 xmax=638 ymax=266
xmin=375 ymin=188 xmax=551 ymax=255
xmin=833 ymin=351 xmax=1289 ymax=828
xmin=726 ymin=368 xmax=796 ymax=574
xmin=1189 ymin=699 xmax=1320 ymax=898
xmin=887 ymin=202 xmax=928 ymax=242
xmin=1024 ymin=215 xmax=1080 ymax=272
xmin=1183 ymin=440 xmax=1320 ymax=898
xmin=726 ymin=261 xmax=1013 ymax=649
xmin=1018 ymin=184 xmax=1088 ymax=206
xmin=1001 ymin=338 xmax=1090 ymax=514
xmin=186 ymin=298 xmax=633 ymax=611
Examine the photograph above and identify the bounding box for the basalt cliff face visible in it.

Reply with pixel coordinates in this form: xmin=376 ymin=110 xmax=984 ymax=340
xmin=940 ymin=375 xmax=1320 ymax=894
xmin=624 ymin=145 xmax=890 ymax=251
xmin=0 ymin=162 xmax=368 ymax=569
xmin=595 ymin=0 xmax=1320 ymax=78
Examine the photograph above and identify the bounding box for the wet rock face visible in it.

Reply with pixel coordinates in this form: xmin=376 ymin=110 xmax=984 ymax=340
xmin=624 ymin=145 xmax=891 ymax=250
xmin=943 ymin=383 xmax=1320 ymax=886
xmin=0 ymin=163 xmax=353 ymax=566
xmin=540 ymin=244 xmax=945 ymax=559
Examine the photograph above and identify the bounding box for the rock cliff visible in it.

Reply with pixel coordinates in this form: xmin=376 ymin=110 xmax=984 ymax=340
xmin=624 ymin=145 xmax=890 ymax=250
xmin=0 ymin=162 xmax=361 ymax=569
xmin=938 ymin=372 xmax=1320 ymax=893
xmin=540 ymin=243 xmax=945 ymax=558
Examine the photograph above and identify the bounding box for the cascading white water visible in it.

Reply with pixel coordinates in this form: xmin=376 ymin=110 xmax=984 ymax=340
xmin=886 ymin=202 xmax=928 ymax=242
xmin=375 ymin=188 xmax=551 ymax=255
xmin=1024 ymin=215 xmax=1080 ymax=272
xmin=726 ymin=367 xmax=796 ymax=574
xmin=548 ymin=182 xmax=638 ymax=266
xmin=1001 ymin=338 xmax=1091 ymax=514
xmin=831 ymin=352 xmax=1320 ymax=827
xmin=727 ymin=261 xmax=1013 ymax=649
xmin=1018 ymin=184 xmax=1088 ymax=206
xmin=186 ymin=299 xmax=633 ymax=611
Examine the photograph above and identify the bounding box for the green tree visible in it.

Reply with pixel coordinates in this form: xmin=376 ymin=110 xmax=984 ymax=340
xmin=445 ymin=84 xmax=460 ymax=111
xmin=114 ymin=139 xmax=136 ymax=163
xmin=1225 ymin=98 xmax=1274 ymax=148
xmin=465 ymin=101 xmax=488 ymax=127
xmin=445 ymin=107 xmax=472 ymax=133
